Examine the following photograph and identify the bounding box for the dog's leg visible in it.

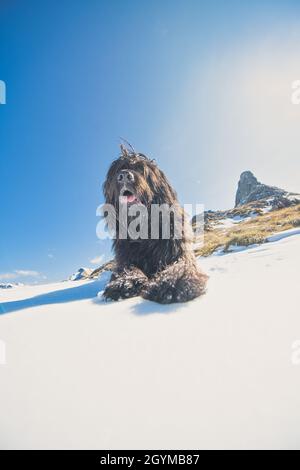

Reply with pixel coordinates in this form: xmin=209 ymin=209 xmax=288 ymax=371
xmin=103 ymin=266 xmax=148 ymax=301
xmin=142 ymin=259 xmax=208 ymax=304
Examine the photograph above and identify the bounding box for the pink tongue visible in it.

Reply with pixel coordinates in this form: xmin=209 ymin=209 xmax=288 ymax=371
xmin=120 ymin=194 xmax=137 ymax=204
xmin=126 ymin=194 xmax=136 ymax=203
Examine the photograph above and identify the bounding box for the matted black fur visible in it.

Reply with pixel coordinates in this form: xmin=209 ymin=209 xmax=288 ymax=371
xmin=102 ymin=145 xmax=208 ymax=304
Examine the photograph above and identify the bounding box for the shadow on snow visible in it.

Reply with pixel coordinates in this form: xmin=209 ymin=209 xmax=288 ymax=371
xmin=0 ymin=276 xmax=109 ymax=315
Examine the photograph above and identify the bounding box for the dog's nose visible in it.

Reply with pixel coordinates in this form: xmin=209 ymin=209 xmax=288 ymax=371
xmin=117 ymin=170 xmax=134 ymax=183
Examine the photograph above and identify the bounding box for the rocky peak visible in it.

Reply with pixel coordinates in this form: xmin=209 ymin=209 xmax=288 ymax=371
xmin=235 ymin=171 xmax=288 ymax=207
xmin=235 ymin=171 xmax=259 ymax=206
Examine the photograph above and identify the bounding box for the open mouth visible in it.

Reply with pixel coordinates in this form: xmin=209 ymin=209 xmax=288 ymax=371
xmin=119 ymin=189 xmax=140 ymax=204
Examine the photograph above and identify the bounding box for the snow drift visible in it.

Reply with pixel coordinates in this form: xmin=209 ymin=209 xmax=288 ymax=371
xmin=0 ymin=230 xmax=300 ymax=449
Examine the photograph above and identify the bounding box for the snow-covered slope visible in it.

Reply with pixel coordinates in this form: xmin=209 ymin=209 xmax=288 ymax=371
xmin=0 ymin=230 xmax=300 ymax=450
xmin=0 ymin=282 xmax=24 ymax=289
xmin=69 ymin=267 xmax=93 ymax=281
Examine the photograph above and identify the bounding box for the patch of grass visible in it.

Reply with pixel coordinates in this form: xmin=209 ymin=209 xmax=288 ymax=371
xmin=195 ymin=203 xmax=300 ymax=256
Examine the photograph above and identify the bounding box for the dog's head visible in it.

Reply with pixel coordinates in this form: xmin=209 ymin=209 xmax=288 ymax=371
xmin=103 ymin=145 xmax=177 ymax=209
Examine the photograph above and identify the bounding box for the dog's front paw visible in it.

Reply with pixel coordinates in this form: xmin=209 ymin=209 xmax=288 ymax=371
xmin=142 ymin=273 xmax=207 ymax=304
xmin=142 ymin=279 xmax=181 ymax=304
xmin=103 ymin=270 xmax=148 ymax=301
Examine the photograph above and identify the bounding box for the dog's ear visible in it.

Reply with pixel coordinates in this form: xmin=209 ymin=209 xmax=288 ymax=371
xmin=147 ymin=164 xmax=177 ymax=205
xmin=102 ymin=178 xmax=111 ymax=205
xmin=103 ymin=159 xmax=120 ymax=205
xmin=103 ymin=168 xmax=112 ymax=204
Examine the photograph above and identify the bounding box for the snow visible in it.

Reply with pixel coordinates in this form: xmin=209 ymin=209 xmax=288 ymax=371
xmin=214 ymin=217 xmax=238 ymax=229
xmin=0 ymin=284 xmax=14 ymax=289
xmin=287 ymin=193 xmax=300 ymax=203
xmin=0 ymin=233 xmax=300 ymax=449
xmin=267 ymin=227 xmax=300 ymax=243
xmin=214 ymin=212 xmax=258 ymax=229
xmin=69 ymin=267 xmax=93 ymax=281
xmin=0 ymin=283 xmax=24 ymax=289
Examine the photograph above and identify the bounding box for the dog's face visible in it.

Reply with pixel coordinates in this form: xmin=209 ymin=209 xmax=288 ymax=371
xmin=103 ymin=151 xmax=177 ymax=209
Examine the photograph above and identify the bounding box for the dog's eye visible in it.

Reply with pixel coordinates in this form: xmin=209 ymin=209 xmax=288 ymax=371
xmin=117 ymin=173 xmax=124 ymax=182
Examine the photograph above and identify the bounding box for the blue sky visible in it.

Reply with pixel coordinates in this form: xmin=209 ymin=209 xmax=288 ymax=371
xmin=1 ymin=0 xmax=300 ymax=283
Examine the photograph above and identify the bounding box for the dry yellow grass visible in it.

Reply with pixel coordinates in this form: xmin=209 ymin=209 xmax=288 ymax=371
xmin=195 ymin=203 xmax=300 ymax=257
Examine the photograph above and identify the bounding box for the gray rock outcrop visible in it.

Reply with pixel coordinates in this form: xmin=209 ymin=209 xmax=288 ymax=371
xmin=235 ymin=171 xmax=299 ymax=207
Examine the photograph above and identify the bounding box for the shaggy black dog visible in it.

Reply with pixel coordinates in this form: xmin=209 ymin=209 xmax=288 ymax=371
xmin=102 ymin=145 xmax=208 ymax=304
